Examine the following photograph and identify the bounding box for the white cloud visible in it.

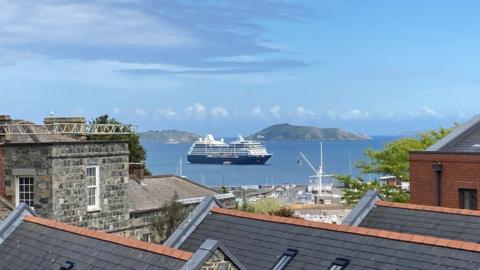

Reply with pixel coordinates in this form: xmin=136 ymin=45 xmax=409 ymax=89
xmin=325 ymin=110 xmax=337 ymax=120
xmin=420 ymin=106 xmax=441 ymax=118
xmin=211 ymin=106 xmax=229 ymax=117
xmin=185 ymin=102 xmax=207 ymax=118
xmin=155 ymin=107 xmax=177 ymax=118
xmin=113 ymin=107 xmax=121 ymax=115
xmin=296 ymin=106 xmax=315 ymax=118
xmin=134 ymin=108 xmax=148 ymax=117
xmin=0 ymin=2 xmax=196 ymax=48
xmin=270 ymin=106 xmax=281 ymax=119
xmin=251 ymin=106 xmax=262 ymax=117
xmin=339 ymin=110 xmax=370 ymax=120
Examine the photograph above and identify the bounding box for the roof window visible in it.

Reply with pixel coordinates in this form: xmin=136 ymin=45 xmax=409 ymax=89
xmin=60 ymin=261 xmax=74 ymax=270
xmin=272 ymin=248 xmax=297 ymax=270
xmin=329 ymin=258 xmax=349 ymax=270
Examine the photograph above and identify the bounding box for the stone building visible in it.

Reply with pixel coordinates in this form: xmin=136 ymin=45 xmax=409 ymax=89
xmin=121 ymin=173 xmax=235 ymax=241
xmin=410 ymin=115 xmax=480 ymax=209
xmin=0 ymin=115 xmax=131 ymax=231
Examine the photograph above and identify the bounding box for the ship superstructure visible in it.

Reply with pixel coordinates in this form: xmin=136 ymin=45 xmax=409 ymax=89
xmin=187 ymin=134 xmax=272 ymax=165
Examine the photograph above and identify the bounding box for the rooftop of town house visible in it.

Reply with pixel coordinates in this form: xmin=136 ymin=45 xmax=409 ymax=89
xmin=427 ymin=114 xmax=480 ymax=152
xmin=165 ymin=196 xmax=480 ymax=270
xmin=128 ymin=174 xmax=234 ymax=214
xmin=344 ymin=191 xmax=480 ymax=243
xmin=0 ymin=205 xmax=245 ymax=270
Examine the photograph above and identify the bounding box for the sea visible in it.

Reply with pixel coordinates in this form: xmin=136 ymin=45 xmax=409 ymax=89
xmin=142 ymin=136 xmax=399 ymax=187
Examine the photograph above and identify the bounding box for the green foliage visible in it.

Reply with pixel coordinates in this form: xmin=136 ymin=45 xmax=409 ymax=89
xmin=337 ymin=175 xmax=410 ymax=205
xmin=219 ymin=186 xmax=229 ymax=194
xmin=88 ymin=114 xmax=147 ymax=164
xmin=357 ymin=125 xmax=457 ymax=181
xmin=150 ymin=192 xmax=189 ymax=243
xmin=237 ymin=198 xmax=295 ymax=217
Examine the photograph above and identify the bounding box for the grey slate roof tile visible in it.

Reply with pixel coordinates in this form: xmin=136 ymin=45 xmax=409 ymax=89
xmin=179 ymin=211 xmax=480 ymax=270
xmin=0 ymin=221 xmax=187 ymax=270
xmin=360 ymin=206 xmax=480 ymax=243
xmin=128 ymin=175 xmax=218 ymax=213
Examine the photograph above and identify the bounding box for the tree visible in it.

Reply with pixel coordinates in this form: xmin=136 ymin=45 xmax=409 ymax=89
xmin=219 ymin=186 xmax=229 ymax=194
xmin=88 ymin=114 xmax=150 ymax=175
xmin=337 ymin=175 xmax=409 ymax=205
xmin=150 ymin=192 xmax=189 ymax=243
xmin=357 ymin=125 xmax=457 ymax=181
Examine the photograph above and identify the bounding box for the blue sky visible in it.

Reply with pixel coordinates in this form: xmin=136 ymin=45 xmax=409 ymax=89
xmin=0 ymin=0 xmax=479 ymax=136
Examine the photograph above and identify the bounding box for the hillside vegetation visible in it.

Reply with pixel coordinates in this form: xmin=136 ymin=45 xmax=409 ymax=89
xmin=247 ymin=123 xmax=371 ymax=141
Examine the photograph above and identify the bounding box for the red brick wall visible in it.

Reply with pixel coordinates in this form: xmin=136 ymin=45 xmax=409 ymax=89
xmin=410 ymin=152 xmax=480 ymax=208
xmin=0 ymin=143 xmax=5 ymax=197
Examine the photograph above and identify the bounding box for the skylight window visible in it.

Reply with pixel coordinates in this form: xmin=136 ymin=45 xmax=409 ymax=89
xmin=272 ymin=248 xmax=297 ymax=270
xmin=329 ymin=258 xmax=350 ymax=270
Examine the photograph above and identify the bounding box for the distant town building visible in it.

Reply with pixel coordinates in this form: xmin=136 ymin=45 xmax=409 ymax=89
xmin=410 ymin=116 xmax=480 ymax=209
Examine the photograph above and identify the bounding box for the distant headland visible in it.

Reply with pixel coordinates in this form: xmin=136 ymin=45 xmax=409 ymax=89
xmin=139 ymin=130 xmax=201 ymax=143
xmin=140 ymin=123 xmax=371 ymax=142
xmin=246 ymin=123 xmax=371 ymax=141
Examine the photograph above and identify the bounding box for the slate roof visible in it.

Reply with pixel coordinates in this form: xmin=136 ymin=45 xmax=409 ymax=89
xmin=170 ymin=205 xmax=480 ymax=270
xmin=128 ymin=175 xmax=221 ymax=213
xmin=359 ymin=200 xmax=480 ymax=243
xmin=0 ymin=215 xmax=190 ymax=270
xmin=427 ymin=115 xmax=480 ymax=152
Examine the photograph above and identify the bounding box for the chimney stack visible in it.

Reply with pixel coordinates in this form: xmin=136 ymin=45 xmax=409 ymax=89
xmin=129 ymin=163 xmax=145 ymax=181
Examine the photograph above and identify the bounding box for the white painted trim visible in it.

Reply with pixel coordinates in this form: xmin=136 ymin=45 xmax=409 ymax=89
xmin=86 ymin=165 xmax=101 ymax=212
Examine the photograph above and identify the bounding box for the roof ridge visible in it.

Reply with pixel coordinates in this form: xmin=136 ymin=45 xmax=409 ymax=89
xmin=23 ymin=216 xmax=193 ymax=261
xmin=376 ymin=200 xmax=480 ymax=217
xmin=210 ymin=208 xmax=480 ymax=253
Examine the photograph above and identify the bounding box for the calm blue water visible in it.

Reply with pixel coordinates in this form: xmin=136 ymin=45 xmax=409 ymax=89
xmin=142 ymin=136 xmax=398 ymax=187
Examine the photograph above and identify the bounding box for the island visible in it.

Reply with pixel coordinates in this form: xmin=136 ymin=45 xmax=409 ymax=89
xmin=246 ymin=123 xmax=371 ymax=141
xmin=139 ymin=130 xmax=201 ymax=143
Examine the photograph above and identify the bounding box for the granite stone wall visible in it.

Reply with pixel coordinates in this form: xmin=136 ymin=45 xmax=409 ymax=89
xmin=50 ymin=142 xmax=130 ymax=231
xmin=5 ymin=141 xmax=130 ymax=231
xmin=4 ymin=144 xmax=53 ymax=218
xmin=201 ymin=248 xmax=239 ymax=270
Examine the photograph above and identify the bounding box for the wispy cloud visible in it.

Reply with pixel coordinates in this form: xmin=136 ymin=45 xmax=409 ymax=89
xmin=251 ymin=106 xmax=262 ymax=117
xmin=211 ymin=106 xmax=229 ymax=117
xmin=295 ymin=106 xmax=316 ymax=118
xmin=154 ymin=107 xmax=177 ymax=119
xmin=339 ymin=109 xmax=370 ymax=120
xmin=420 ymin=106 xmax=442 ymax=118
xmin=185 ymin=102 xmax=207 ymax=119
xmin=0 ymin=0 xmax=313 ymax=74
xmin=270 ymin=106 xmax=281 ymax=119
xmin=134 ymin=108 xmax=148 ymax=117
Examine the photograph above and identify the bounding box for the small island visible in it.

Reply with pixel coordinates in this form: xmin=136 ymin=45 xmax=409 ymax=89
xmin=247 ymin=123 xmax=371 ymax=141
xmin=139 ymin=130 xmax=201 ymax=143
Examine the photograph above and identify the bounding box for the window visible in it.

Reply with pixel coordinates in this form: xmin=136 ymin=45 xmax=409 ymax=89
xmin=460 ymin=189 xmax=477 ymax=210
xmin=329 ymin=258 xmax=350 ymax=270
xmin=272 ymin=249 xmax=297 ymax=270
xmin=86 ymin=166 xmax=100 ymax=211
xmin=17 ymin=177 xmax=34 ymax=207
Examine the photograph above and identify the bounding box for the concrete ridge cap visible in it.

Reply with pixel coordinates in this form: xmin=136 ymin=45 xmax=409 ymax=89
xmin=23 ymin=216 xmax=192 ymax=261
xmin=210 ymin=208 xmax=480 ymax=253
xmin=376 ymin=200 xmax=480 ymax=217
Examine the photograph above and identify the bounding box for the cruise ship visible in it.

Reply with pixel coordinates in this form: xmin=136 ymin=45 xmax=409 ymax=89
xmin=187 ymin=134 xmax=272 ymax=165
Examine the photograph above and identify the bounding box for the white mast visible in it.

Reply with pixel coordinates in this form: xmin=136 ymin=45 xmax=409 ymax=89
xmin=319 ymin=141 xmax=323 ymax=195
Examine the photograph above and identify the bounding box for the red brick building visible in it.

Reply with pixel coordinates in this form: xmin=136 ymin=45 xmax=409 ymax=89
xmin=410 ymin=116 xmax=480 ymax=209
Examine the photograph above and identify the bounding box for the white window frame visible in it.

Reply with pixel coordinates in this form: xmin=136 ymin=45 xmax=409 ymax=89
xmin=86 ymin=165 xmax=100 ymax=211
xmin=16 ymin=176 xmax=35 ymax=207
